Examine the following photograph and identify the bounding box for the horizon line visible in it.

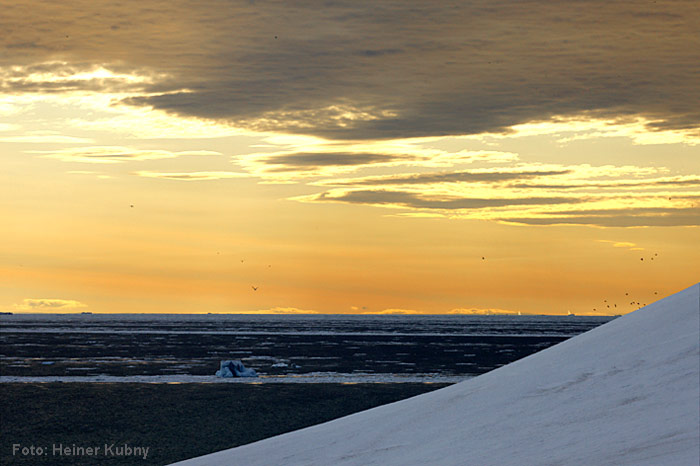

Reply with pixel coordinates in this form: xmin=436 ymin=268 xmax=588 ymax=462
xmin=1 ymin=311 xmax=622 ymax=317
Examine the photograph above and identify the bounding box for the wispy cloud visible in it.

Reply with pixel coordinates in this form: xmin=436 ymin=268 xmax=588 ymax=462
xmin=597 ymin=240 xmax=644 ymax=251
xmin=0 ymin=61 xmax=158 ymax=94
xmin=236 ymin=145 xmax=518 ymax=181
xmin=361 ymin=308 xmax=423 ymax=315
xmin=473 ymin=116 xmax=700 ymax=146
xmin=300 ymin=189 xmax=582 ymax=211
xmin=502 ymin=205 xmax=700 ymax=228
xmin=319 ymin=169 xmax=572 ymax=187
xmin=360 ymin=307 xmax=527 ymax=315
xmin=448 ymin=308 xmax=524 ymax=316
xmin=135 ymin=171 xmax=250 ymax=181
xmin=288 ymin=162 xmax=699 ymax=227
xmin=511 ymin=176 xmax=700 ymax=191
xmin=312 ymin=163 xmax=663 ymax=190
xmin=0 ymin=131 xmax=93 ymax=144
xmin=247 ymin=151 xmax=410 ymax=175
xmin=12 ymin=298 xmax=88 ymax=312
xmin=232 ymin=307 xmax=319 ymax=315
xmin=29 ymin=146 xmax=221 ymax=163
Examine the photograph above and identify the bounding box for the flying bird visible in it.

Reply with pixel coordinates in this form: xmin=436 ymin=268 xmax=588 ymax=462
xmin=252 ymin=286 xmax=258 ymax=291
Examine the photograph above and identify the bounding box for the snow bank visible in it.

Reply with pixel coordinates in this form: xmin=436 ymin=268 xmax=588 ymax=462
xmin=215 ymin=360 xmax=257 ymax=378
xmin=172 ymin=284 xmax=700 ymax=466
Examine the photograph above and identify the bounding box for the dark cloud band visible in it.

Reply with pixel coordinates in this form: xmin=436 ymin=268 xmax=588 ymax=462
xmin=258 ymin=152 xmax=405 ymax=172
xmin=325 ymin=169 xmax=572 ymax=186
xmin=4 ymin=0 xmax=699 ymax=139
xmin=314 ymin=189 xmax=581 ymax=210
xmin=502 ymin=207 xmax=700 ymax=227
xmin=512 ymin=177 xmax=700 ymax=190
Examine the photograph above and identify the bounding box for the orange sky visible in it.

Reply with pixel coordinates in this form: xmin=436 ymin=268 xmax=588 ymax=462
xmin=2 ymin=1 xmax=699 ymax=315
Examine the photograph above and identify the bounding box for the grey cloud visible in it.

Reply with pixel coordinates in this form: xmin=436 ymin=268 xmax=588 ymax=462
xmin=325 ymin=169 xmax=572 ymax=186
xmin=6 ymin=42 xmax=44 ymax=50
xmin=4 ymin=79 xmax=144 ymax=94
xmin=309 ymin=188 xmax=700 ymax=226
xmin=530 ymin=204 xmax=700 ymax=217
xmin=356 ymin=48 xmax=404 ymax=57
xmin=315 ymin=189 xmax=581 ymax=210
xmin=648 ymin=179 xmax=700 ymax=187
xmin=3 ymin=0 xmax=698 ymax=139
xmin=511 ymin=177 xmax=700 ymax=190
xmin=502 ymin=207 xmax=700 ymax=227
xmin=29 ymin=300 xmax=63 ymax=308
xmin=258 ymin=152 xmax=405 ymax=172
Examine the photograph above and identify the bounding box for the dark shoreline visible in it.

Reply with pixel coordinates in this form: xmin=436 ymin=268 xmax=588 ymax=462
xmin=1 ymin=382 xmax=450 ymax=466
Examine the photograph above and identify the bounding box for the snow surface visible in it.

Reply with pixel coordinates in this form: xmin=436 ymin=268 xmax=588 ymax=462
xmin=171 ymin=283 xmax=700 ymax=466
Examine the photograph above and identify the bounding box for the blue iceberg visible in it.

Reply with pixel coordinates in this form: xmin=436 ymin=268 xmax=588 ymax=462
xmin=215 ymin=360 xmax=258 ymax=378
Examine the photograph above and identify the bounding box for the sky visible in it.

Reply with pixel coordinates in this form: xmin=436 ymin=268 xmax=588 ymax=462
xmin=2 ymin=0 xmax=699 ymax=315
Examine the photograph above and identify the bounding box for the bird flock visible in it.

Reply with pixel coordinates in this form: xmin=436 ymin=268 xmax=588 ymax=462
xmin=591 ymin=252 xmax=662 ymax=315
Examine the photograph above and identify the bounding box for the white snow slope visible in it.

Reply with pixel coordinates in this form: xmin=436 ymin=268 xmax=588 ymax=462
xmin=172 ymin=284 xmax=700 ymax=466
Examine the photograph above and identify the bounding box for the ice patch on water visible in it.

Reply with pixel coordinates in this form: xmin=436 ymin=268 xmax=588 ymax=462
xmin=215 ymin=360 xmax=257 ymax=378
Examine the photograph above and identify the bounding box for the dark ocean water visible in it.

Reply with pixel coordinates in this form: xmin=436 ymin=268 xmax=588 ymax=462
xmin=0 ymin=314 xmax=614 ymax=383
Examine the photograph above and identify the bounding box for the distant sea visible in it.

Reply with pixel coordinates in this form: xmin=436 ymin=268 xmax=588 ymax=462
xmin=0 ymin=314 xmax=613 ymax=384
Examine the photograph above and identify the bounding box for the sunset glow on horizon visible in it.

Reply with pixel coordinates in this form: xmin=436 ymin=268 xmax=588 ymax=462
xmin=2 ymin=1 xmax=698 ymax=316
